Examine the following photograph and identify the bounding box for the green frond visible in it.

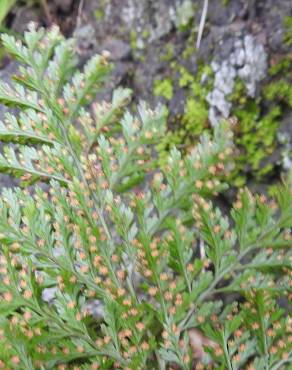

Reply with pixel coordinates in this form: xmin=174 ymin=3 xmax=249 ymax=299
xmin=0 ymin=27 xmax=290 ymax=370
xmin=0 ymin=111 xmax=61 ymax=146
xmin=63 ymin=54 xmax=113 ymax=122
xmin=0 ymin=144 xmax=71 ymax=185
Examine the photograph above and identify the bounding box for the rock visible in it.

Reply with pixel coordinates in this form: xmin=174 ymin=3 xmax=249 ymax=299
xmin=54 ymin=0 xmax=73 ymax=13
xmin=73 ymin=0 xmax=280 ymax=134
xmin=150 ymin=3 xmax=174 ymax=41
xmin=261 ymin=0 xmax=292 ymax=52
xmin=210 ymin=61 xmax=220 ymax=73
xmin=207 ymin=89 xmax=232 ymax=122
xmin=0 ymin=173 xmax=17 ymax=189
xmin=278 ymin=110 xmax=292 ymax=171
xmin=174 ymin=0 xmax=195 ymax=29
xmin=207 ymin=0 xmax=246 ymax=26
xmin=237 ymin=35 xmax=267 ymax=96
xmin=42 ymin=287 xmax=57 ymax=303
xmin=217 ymin=37 xmax=237 ymax=60
xmin=230 ymin=47 xmax=245 ymax=67
xmin=215 ymin=61 xmax=236 ymax=95
xmin=11 ymin=7 xmax=40 ymax=34
xmin=0 ymin=62 xmax=19 ymax=189
xmin=83 ymin=300 xmax=104 ymax=319
xmin=0 ymin=61 xmax=19 ymax=83
xmin=169 ymin=89 xmax=186 ymax=117
xmin=283 ymin=154 xmax=292 ymax=170
xmin=207 ymin=34 xmax=267 ymax=125
xmin=100 ymin=38 xmax=131 ymax=61
xmin=207 ymin=60 xmax=235 ymax=125
xmin=0 ymin=62 xmax=19 ymax=121
xmin=74 ymin=24 xmax=97 ymax=51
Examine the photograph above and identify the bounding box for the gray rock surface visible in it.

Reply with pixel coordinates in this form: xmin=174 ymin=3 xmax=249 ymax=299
xmin=0 ymin=61 xmax=19 ymax=120
xmin=238 ymin=35 xmax=267 ymax=96
xmin=83 ymin=300 xmax=105 ymax=319
xmin=207 ymin=34 xmax=267 ymax=126
xmin=42 ymin=287 xmax=58 ymax=303
xmin=278 ymin=111 xmax=292 ymax=170
xmin=0 ymin=62 xmax=19 ymax=189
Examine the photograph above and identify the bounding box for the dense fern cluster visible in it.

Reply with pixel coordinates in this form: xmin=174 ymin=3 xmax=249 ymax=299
xmin=0 ymin=25 xmax=291 ymax=369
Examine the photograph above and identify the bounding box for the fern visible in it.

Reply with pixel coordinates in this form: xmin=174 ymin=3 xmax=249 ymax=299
xmin=0 ymin=25 xmax=290 ymax=369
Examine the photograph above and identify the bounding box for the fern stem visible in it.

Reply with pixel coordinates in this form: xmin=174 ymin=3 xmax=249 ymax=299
xmin=181 ymin=212 xmax=291 ymax=331
xmin=30 ymin=63 xmax=124 ymax=293
xmin=0 ymin=129 xmax=60 ymax=146
xmin=177 ymin=244 xmax=192 ymax=293
xmin=0 ymin=164 xmax=71 ymax=184
xmin=222 ymin=332 xmax=233 ymax=370
xmin=256 ymin=292 xmax=269 ymax=365
xmin=269 ymin=352 xmax=292 ymax=370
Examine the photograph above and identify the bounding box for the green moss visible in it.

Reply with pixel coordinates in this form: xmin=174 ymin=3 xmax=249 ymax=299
xmin=0 ymin=47 xmax=6 ymax=67
xmin=268 ymin=54 xmax=292 ymax=76
xmin=155 ymin=106 xmax=185 ymax=166
xmin=283 ymin=16 xmax=292 ymax=46
xmin=156 ymin=128 xmax=184 ymax=166
xmin=136 ymin=54 xmax=146 ymax=62
xmin=155 ymin=63 xmax=213 ymax=167
xmin=154 ymin=52 xmax=289 ymax=186
xmin=142 ymin=29 xmax=150 ymax=40
xmin=182 ymin=45 xmax=196 ymax=60
xmin=94 ymin=0 xmax=106 ymax=21
xmin=222 ymin=0 xmax=230 ymax=6
xmin=160 ymin=43 xmax=175 ymax=62
xmin=263 ymin=54 xmax=292 ymax=106
xmin=94 ymin=8 xmax=105 ymax=21
xmin=229 ymin=79 xmax=248 ymax=105
xmin=130 ymin=30 xmax=138 ymax=50
xmin=179 ymin=65 xmax=212 ymax=137
xmin=264 ymin=65 xmax=292 ymax=106
xmin=263 ymin=79 xmax=292 ymax=105
xmin=182 ymin=98 xmax=209 ymax=135
xmin=225 ymin=60 xmax=291 ymax=185
xmin=178 ymin=64 xmax=213 ymax=92
xmin=178 ymin=67 xmax=194 ymax=87
xmin=182 ymin=32 xmax=197 ymax=60
xmin=234 ymin=102 xmax=280 ymax=173
xmin=153 ymin=78 xmax=174 ymax=101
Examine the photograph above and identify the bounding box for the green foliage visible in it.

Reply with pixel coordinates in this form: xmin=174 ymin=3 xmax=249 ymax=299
xmin=0 ymin=0 xmax=16 ymax=26
xmin=231 ymin=100 xmax=281 ymax=186
xmin=156 ymin=64 xmax=213 ymax=167
xmin=226 ymin=74 xmax=289 ymax=186
xmin=182 ymin=32 xmax=197 ymax=60
xmin=183 ymin=97 xmax=208 ymax=135
xmin=0 ymin=27 xmax=291 ymax=370
xmin=179 ymin=65 xmax=212 ymax=135
xmin=283 ymin=16 xmax=292 ymax=46
xmin=94 ymin=8 xmax=105 ymax=21
xmin=154 ymin=78 xmax=174 ymax=101
xmin=264 ymin=55 xmax=292 ymax=106
xmin=159 ymin=43 xmax=174 ymax=62
xmin=130 ymin=30 xmax=138 ymax=51
xmin=156 ymin=49 xmax=291 ymax=187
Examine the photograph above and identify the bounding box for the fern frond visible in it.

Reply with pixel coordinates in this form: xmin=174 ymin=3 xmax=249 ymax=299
xmin=0 ymin=144 xmax=72 ymax=184
xmin=0 ymin=27 xmax=290 ymax=370
xmin=63 ymin=54 xmax=112 ymax=122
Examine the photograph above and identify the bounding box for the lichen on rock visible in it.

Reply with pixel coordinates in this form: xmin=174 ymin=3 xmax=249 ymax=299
xmin=207 ymin=34 xmax=268 ymax=126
